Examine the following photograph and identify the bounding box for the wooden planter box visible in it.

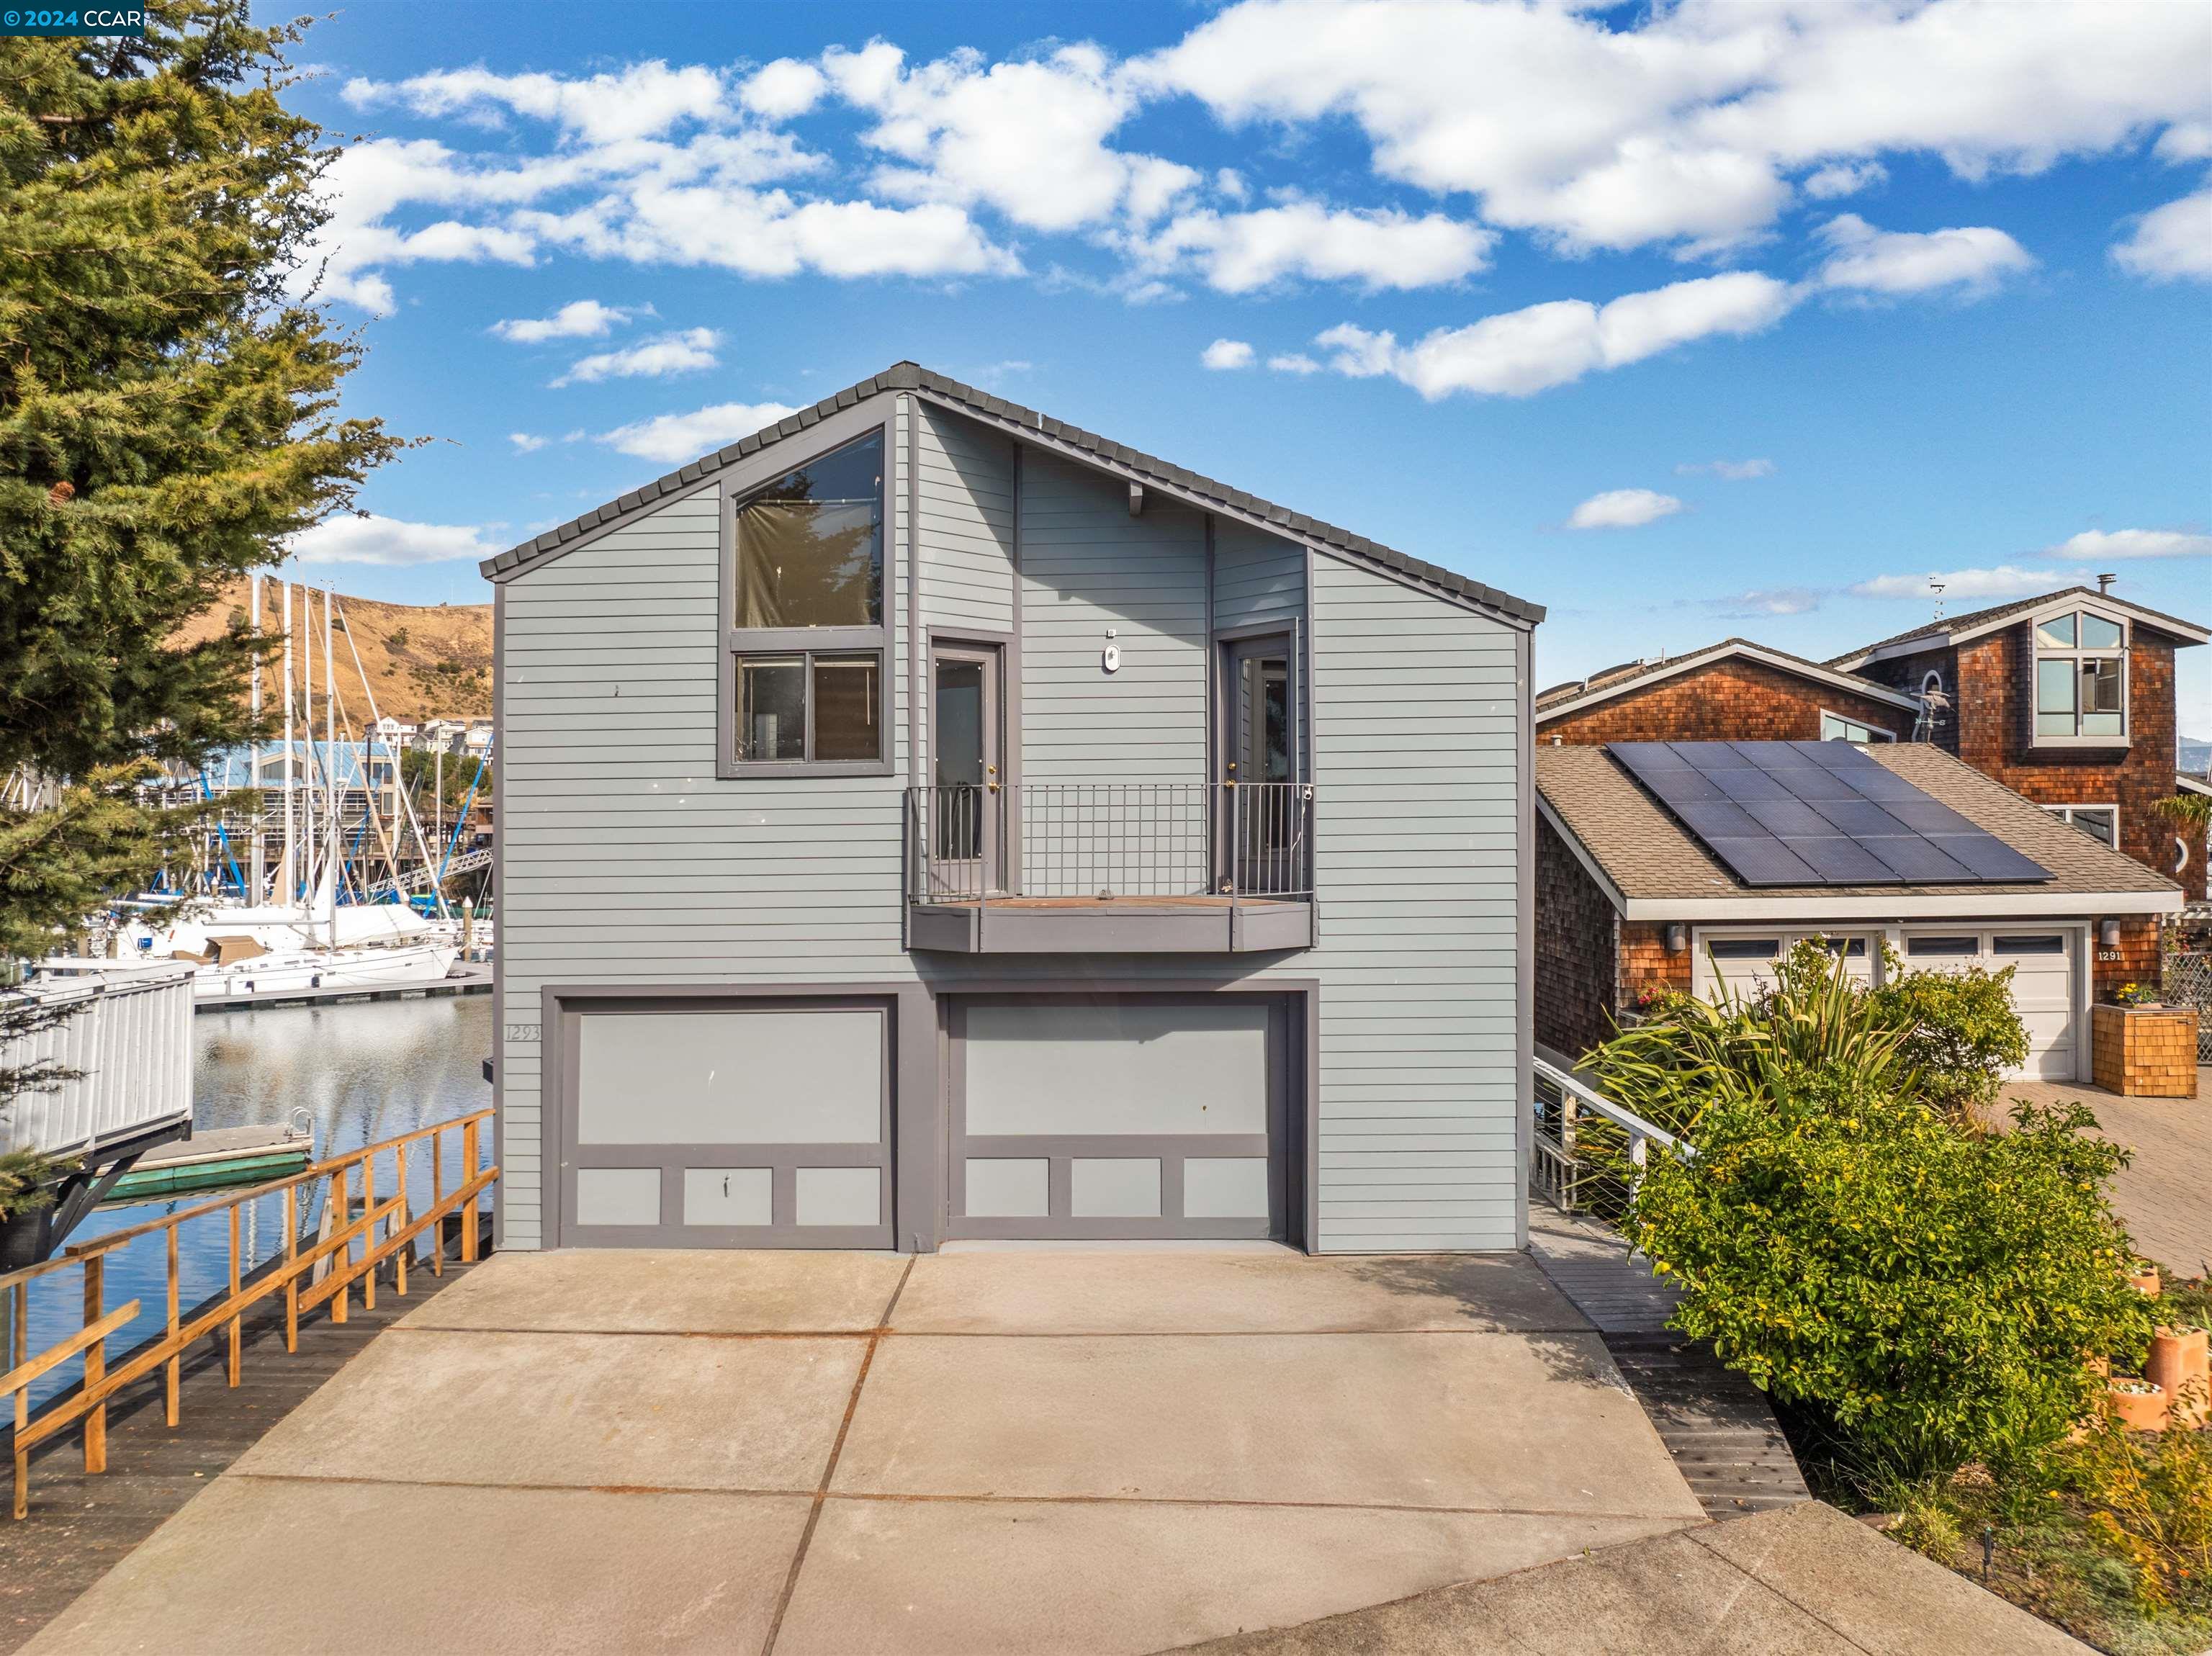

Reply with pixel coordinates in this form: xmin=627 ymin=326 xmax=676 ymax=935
xmin=2091 ymin=1003 xmax=2200 ymax=1098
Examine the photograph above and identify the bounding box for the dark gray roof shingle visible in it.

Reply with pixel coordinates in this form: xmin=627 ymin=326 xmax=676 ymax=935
xmin=479 ymin=361 xmax=1542 ymax=624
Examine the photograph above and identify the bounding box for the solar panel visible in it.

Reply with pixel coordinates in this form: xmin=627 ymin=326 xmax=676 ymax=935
xmin=1608 ymin=740 xmax=2055 ymax=888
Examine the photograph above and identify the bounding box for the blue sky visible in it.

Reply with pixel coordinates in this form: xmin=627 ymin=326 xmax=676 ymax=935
xmin=271 ymin=1 xmax=2212 ymax=739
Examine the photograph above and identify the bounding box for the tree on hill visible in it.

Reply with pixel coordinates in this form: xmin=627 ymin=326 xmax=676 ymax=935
xmin=0 ymin=3 xmax=405 ymax=1205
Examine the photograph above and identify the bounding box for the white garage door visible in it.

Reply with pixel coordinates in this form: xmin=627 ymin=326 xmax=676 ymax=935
xmin=559 ymin=1000 xmax=893 ymax=1248
xmin=948 ymin=996 xmax=1287 ymax=1241
xmin=1694 ymin=932 xmax=1877 ymax=1004
xmin=1900 ymin=931 xmax=2079 ymax=1081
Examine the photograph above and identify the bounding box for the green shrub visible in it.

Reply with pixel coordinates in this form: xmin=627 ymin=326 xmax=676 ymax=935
xmin=1869 ymin=950 xmax=2030 ymax=1120
xmin=1634 ymin=1078 xmax=2155 ymax=1475
xmin=1584 ymin=940 xmax=1918 ymax=1138
xmin=0 ymin=1146 xmax=75 ymax=1220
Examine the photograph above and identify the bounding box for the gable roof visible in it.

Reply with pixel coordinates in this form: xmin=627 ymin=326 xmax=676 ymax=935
xmin=1537 ymin=740 xmax=2180 ymax=919
xmin=1534 ymin=636 xmax=1920 ymax=721
xmin=1830 ymin=585 xmax=2211 ymax=669
xmin=479 ymin=361 xmax=1543 ymax=626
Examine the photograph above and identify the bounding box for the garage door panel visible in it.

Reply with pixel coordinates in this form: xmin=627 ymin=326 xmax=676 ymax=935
xmin=950 ymin=996 xmax=1289 ymax=1242
xmin=560 ymin=999 xmax=894 ymax=1248
xmin=1899 ymin=930 xmax=2079 ymax=1083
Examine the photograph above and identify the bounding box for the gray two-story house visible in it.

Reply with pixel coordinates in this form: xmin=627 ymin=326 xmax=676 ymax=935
xmin=482 ymin=364 xmax=1541 ymax=1256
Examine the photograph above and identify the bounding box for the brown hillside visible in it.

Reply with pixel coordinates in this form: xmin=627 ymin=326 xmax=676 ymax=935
xmin=176 ymin=577 xmax=493 ymax=724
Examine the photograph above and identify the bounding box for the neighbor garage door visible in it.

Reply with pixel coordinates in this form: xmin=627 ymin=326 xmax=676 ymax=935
xmin=1900 ymin=930 xmax=2080 ymax=1081
xmin=1694 ymin=931 xmax=1876 ymax=1002
xmin=558 ymin=999 xmax=893 ymax=1248
xmin=948 ymin=995 xmax=1289 ymax=1241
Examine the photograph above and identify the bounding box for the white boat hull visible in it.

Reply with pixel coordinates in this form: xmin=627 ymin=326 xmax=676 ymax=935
xmin=190 ymin=942 xmax=460 ymax=1002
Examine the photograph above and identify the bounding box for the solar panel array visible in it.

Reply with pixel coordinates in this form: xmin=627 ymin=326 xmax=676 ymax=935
xmin=1606 ymin=740 xmax=2055 ymax=888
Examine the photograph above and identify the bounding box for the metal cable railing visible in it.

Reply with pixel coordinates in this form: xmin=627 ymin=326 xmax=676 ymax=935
xmin=906 ymin=783 xmax=1313 ymax=904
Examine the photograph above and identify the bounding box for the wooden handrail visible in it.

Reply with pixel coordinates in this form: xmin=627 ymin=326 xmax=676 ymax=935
xmin=6 ymin=1107 xmax=497 ymax=1520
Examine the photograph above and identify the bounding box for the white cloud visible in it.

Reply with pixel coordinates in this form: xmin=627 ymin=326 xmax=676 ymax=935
xmin=1678 ymin=457 xmax=1776 ymax=480
xmin=1267 ymin=352 xmax=1322 ymax=374
xmin=1802 ymin=161 xmax=1887 ymax=199
xmin=742 ymin=58 xmax=828 ymax=120
xmin=2051 ymin=528 xmax=2212 ymax=559
xmin=1134 ymin=202 xmax=1492 ymax=293
xmin=827 ymin=42 xmax=1187 ymax=233
xmin=490 ymin=300 xmax=633 ymax=343
xmin=508 ymin=433 xmax=549 ymax=453
xmin=1142 ymin=0 xmax=2212 ymax=254
xmin=1852 ymin=566 xmax=2064 ymax=600
xmin=552 ymin=327 xmax=721 ymax=387
xmin=287 ymin=515 xmax=502 ymax=567
xmin=598 ymin=400 xmax=802 ymax=464
xmin=1815 ymin=214 xmax=2034 ymax=295
xmin=2111 ymin=186 xmax=2212 ymax=282
xmin=1200 ymin=338 xmax=1256 ymax=369
xmin=2157 ymin=123 xmax=2212 ymax=163
xmin=1316 ymin=271 xmax=1794 ymax=400
xmin=1714 ymin=587 xmax=1820 ymax=617
xmin=345 ymin=61 xmax=731 ymax=145
xmin=1568 ymin=488 xmax=1685 ymax=531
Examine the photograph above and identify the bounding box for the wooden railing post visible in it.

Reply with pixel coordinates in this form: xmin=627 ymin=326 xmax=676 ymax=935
xmin=430 ymin=1133 xmax=446 ymax=1277
xmin=360 ymin=1153 xmax=377 ymax=1313
xmin=164 ymin=1228 xmax=181 ymax=1425
xmin=81 ymin=1256 xmax=106 ymax=1474
xmin=225 ymin=1206 xmax=242 ymax=1386
xmin=284 ymin=1184 xmax=300 ymax=1353
xmin=394 ymin=1145 xmax=410 ymax=1299
xmin=11 ymin=1279 xmax=26 ymax=1518
xmin=330 ymin=1166 xmax=350 ymax=1323
xmin=1560 ymin=1092 xmax=1579 ymax=1215
xmin=460 ymin=1120 xmax=480 ymax=1261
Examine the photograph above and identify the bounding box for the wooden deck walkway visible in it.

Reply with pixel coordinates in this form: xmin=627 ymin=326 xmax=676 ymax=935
xmin=0 ymin=1226 xmax=487 ymax=1655
xmin=1529 ymin=1207 xmax=1810 ymax=1521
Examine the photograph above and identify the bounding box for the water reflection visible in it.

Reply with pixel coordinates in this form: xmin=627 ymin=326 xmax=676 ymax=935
xmin=14 ymin=993 xmax=492 ymax=1409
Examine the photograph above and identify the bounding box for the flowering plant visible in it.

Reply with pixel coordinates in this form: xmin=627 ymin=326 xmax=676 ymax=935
xmin=2113 ymin=982 xmax=2158 ymax=1007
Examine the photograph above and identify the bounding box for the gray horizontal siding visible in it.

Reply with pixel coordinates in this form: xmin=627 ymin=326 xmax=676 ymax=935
xmin=496 ymin=408 xmax=1524 ymax=1256
xmin=917 ymin=405 xmax=1015 ymax=636
xmin=1305 ymin=552 xmax=1522 ymax=1252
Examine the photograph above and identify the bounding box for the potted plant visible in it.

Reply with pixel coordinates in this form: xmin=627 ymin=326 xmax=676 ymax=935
xmin=2127 ymin=1259 xmax=2161 ymax=1297
xmin=0 ymin=1148 xmax=73 ymax=1272
xmin=2105 ymin=1376 xmax=2169 ymax=1431
xmin=2147 ymin=1320 xmax=2210 ymax=1426
xmin=2112 ymin=981 xmax=2159 ymax=1008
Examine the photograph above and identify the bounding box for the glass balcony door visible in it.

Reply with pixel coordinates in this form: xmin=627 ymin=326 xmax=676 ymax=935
xmin=929 ymin=644 xmax=1001 ymax=899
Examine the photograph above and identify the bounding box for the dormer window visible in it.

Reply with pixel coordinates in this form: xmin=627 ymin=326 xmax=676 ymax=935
xmin=2032 ymin=608 xmax=2126 ymax=744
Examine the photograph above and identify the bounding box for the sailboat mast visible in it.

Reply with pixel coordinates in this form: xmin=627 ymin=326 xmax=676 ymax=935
xmin=248 ymin=573 xmax=264 ymax=904
xmin=323 ymin=584 xmax=338 ymax=943
xmin=300 ymin=580 xmax=317 ymax=904
xmin=281 ymin=581 xmax=296 ymax=904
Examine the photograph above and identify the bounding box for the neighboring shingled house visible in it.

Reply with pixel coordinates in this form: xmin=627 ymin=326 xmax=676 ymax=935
xmin=1831 ymin=586 xmax=2208 ymax=902
xmin=1535 ymin=740 xmax=2182 ymax=1075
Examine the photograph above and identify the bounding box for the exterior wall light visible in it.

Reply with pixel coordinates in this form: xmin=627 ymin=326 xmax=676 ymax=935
xmin=2099 ymin=918 xmax=2121 ymax=948
xmin=1664 ymin=923 xmax=1689 ymax=953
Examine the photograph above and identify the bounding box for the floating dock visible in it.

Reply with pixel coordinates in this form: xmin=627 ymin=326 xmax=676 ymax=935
xmin=104 ymin=1123 xmax=313 ymax=1205
xmin=194 ymin=961 xmax=493 ymax=1014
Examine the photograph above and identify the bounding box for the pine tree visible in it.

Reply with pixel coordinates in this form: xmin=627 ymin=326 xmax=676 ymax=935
xmin=0 ymin=4 xmax=405 ymax=1199
xmin=0 ymin=1 xmax=404 ymax=949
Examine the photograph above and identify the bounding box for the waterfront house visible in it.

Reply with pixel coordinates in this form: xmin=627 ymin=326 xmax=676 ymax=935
xmin=481 ymin=363 xmax=1540 ymax=1253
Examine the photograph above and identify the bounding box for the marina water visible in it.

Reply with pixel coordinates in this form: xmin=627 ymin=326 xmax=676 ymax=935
xmin=14 ymin=993 xmax=492 ymax=1409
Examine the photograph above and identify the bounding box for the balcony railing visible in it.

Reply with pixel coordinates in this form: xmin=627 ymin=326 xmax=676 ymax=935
xmin=906 ymin=782 xmax=1313 ymax=906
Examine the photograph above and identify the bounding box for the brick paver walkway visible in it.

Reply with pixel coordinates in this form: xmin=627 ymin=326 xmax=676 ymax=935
xmin=2004 ymin=1070 xmax=2210 ymax=1277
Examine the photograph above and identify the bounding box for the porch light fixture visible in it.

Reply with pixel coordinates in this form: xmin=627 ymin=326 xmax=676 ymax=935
xmin=1664 ymin=923 xmax=1689 ymax=953
xmin=2099 ymin=918 xmax=2121 ymax=948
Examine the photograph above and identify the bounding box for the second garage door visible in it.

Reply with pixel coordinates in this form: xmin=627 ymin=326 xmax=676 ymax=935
xmin=947 ymin=995 xmax=1290 ymax=1241
xmin=1899 ymin=930 xmax=2081 ymax=1081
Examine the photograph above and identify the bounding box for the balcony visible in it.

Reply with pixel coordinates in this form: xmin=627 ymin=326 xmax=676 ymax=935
xmin=905 ymin=783 xmax=1315 ymax=953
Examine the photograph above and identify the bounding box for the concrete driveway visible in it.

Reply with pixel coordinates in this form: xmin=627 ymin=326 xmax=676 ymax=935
xmin=24 ymin=1246 xmax=1705 ymax=1656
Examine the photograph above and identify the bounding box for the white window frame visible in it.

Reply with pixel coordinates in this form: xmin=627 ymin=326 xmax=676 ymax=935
xmin=1818 ymin=709 xmax=1895 ymax=743
xmin=2042 ymin=802 xmax=2119 ymax=849
xmin=2028 ymin=600 xmax=2129 ymax=749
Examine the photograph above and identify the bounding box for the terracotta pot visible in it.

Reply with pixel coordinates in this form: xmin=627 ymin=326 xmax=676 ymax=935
xmin=2128 ymin=1264 xmax=2161 ymax=1297
xmin=2107 ymin=1378 xmax=2170 ymax=1432
xmin=2148 ymin=1327 xmax=2211 ymax=1426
